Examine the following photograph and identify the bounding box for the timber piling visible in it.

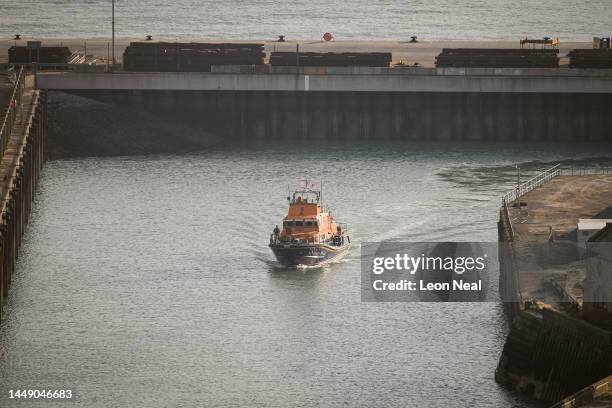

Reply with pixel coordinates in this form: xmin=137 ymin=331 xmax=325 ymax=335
xmin=0 ymin=68 xmax=47 ymax=324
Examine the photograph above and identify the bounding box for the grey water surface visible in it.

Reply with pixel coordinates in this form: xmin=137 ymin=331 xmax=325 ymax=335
xmin=1 ymin=141 xmax=609 ymax=407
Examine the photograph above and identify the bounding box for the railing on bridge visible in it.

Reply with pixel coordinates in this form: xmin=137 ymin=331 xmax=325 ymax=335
xmin=0 ymin=67 xmax=25 ymax=158
xmin=502 ymin=163 xmax=561 ymax=205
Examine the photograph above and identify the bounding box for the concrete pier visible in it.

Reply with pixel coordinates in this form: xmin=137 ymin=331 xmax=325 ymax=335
xmin=0 ymin=69 xmax=47 ymax=324
xmin=497 ymin=169 xmax=612 ymax=404
xmin=31 ymin=65 xmax=612 ymax=146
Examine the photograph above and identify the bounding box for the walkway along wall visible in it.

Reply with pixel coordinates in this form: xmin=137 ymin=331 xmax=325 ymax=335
xmin=0 ymin=88 xmax=47 ymax=324
xmin=496 ymin=196 xmax=612 ymax=404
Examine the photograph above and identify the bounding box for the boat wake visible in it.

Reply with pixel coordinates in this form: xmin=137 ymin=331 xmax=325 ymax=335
xmin=263 ymin=252 xmax=352 ymax=271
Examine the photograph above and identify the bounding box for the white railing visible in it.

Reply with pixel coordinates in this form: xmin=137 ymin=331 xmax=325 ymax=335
xmin=501 ymin=164 xmax=612 ymax=206
xmin=0 ymin=67 xmax=25 ymax=158
xmin=500 ymin=164 xmax=561 ymax=240
xmin=500 ymin=163 xmax=612 ymax=239
xmin=502 ymin=164 xmax=561 ymax=205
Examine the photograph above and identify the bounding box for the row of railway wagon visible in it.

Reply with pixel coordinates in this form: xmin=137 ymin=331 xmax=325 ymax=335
xmin=121 ymin=43 xmax=394 ymax=71
xmin=8 ymin=46 xmax=72 ymax=64
xmin=7 ymin=42 xmax=612 ymax=70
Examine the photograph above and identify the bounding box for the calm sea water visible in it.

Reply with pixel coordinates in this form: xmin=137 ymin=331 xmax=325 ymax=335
xmin=2 ymin=0 xmax=611 ymax=40
xmin=0 ymin=141 xmax=611 ymax=407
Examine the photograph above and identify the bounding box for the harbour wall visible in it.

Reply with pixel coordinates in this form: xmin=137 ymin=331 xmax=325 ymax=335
xmin=0 ymin=81 xmax=47 ymax=324
xmin=550 ymin=374 xmax=612 ymax=408
xmin=497 ymin=207 xmax=522 ymax=320
xmin=45 ymin=89 xmax=612 ymax=158
xmin=495 ymin=307 xmax=611 ymax=403
xmin=34 ymin=68 xmax=612 ymax=156
xmin=496 ymin=206 xmax=612 ymax=404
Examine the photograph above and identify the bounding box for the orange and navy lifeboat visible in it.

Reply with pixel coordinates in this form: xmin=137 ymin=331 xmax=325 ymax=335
xmin=269 ymin=183 xmax=350 ymax=266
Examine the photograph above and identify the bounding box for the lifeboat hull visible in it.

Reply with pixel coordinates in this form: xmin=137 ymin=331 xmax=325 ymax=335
xmin=270 ymin=243 xmax=350 ymax=267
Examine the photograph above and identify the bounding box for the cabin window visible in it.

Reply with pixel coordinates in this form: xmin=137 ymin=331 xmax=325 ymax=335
xmin=295 ymin=221 xmax=303 ymax=227
xmin=305 ymin=221 xmax=313 ymax=227
xmin=284 ymin=221 xmax=294 ymax=227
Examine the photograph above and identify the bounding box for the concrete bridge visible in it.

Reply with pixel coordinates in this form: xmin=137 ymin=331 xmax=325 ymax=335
xmin=38 ymin=66 xmax=612 ymax=143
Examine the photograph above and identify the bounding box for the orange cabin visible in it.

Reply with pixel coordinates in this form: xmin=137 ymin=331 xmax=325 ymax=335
xmin=280 ymin=194 xmax=339 ymax=244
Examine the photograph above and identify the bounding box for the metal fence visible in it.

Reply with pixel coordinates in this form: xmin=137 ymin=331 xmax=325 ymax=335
xmin=501 ymin=163 xmax=612 ymax=206
xmin=560 ymin=167 xmax=612 ymax=176
xmin=0 ymin=67 xmax=25 ymax=158
xmin=502 ymin=164 xmax=561 ymax=205
xmin=6 ymin=62 xmax=108 ymax=72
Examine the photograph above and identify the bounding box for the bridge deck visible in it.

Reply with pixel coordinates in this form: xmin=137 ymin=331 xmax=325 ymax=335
xmin=34 ymin=69 xmax=612 ymax=93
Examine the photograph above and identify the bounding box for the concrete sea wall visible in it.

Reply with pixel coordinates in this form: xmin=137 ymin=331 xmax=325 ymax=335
xmin=46 ymin=91 xmax=220 ymax=158
xmin=497 ymin=209 xmax=522 ymax=321
xmin=495 ymin=309 xmax=611 ymax=402
xmin=45 ymin=89 xmax=612 ymax=158
xmin=496 ymin=209 xmax=612 ymax=404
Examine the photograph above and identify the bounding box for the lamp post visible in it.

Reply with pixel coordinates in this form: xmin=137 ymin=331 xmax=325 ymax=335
xmin=111 ymin=0 xmax=115 ymax=66
xmin=516 ymin=165 xmax=521 ymax=208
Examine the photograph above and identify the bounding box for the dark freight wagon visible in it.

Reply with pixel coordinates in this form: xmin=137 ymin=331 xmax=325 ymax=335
xmin=123 ymin=42 xmax=265 ymax=72
xmin=435 ymin=48 xmax=559 ymax=68
xmin=8 ymin=45 xmax=71 ymax=64
xmin=269 ymin=52 xmax=392 ymax=67
xmin=568 ymin=49 xmax=612 ymax=68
